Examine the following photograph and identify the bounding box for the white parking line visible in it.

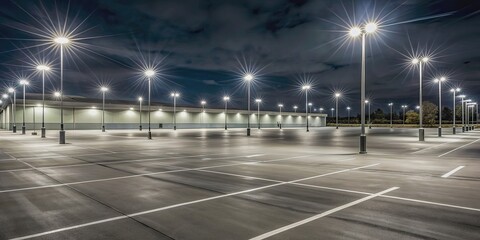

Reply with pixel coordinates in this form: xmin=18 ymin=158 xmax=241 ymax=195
xmin=0 ymin=155 xmax=311 ymax=194
xmin=245 ymin=154 xmax=266 ymax=158
xmin=8 ymin=163 xmax=378 ymax=240
xmin=249 ymin=187 xmax=399 ymax=240
xmin=441 ymin=166 xmax=465 ymax=178
xmin=438 ymin=138 xmax=480 ymax=157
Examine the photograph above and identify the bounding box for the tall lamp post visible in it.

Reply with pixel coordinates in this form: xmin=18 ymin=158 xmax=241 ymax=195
xmin=293 ymin=105 xmax=297 ymax=113
xmin=100 ymin=87 xmax=108 ymax=132
xmin=278 ymin=104 xmax=283 ymax=129
xmin=365 ymin=100 xmax=371 ymax=129
xmin=308 ymin=103 xmax=312 ymax=114
xmin=223 ymin=96 xmax=230 ymax=130
xmin=171 ymin=92 xmax=180 ymax=130
xmin=302 ymin=85 xmax=311 ymax=132
xmin=459 ymin=95 xmax=466 ymax=132
xmin=331 ymin=108 xmax=334 ymax=118
xmin=450 ymin=88 xmax=460 ymax=134
xmin=54 ymin=36 xmax=70 ymax=144
xmin=411 ymin=57 xmax=429 ymax=141
xmin=255 ymin=98 xmax=261 ymax=129
xmin=388 ymin=103 xmax=393 ymax=128
xmin=138 ymin=97 xmax=143 ymax=131
xmin=347 ymin=106 xmax=351 ymax=124
xmin=350 ymin=22 xmax=378 ymax=153
xmin=36 ymin=65 xmax=50 ymax=138
xmin=20 ymin=79 xmax=29 ymax=135
xmin=244 ymin=74 xmax=253 ymax=136
xmin=401 ymin=105 xmax=407 ymax=125
xmin=201 ymin=100 xmax=206 ymax=128
xmin=8 ymin=88 xmax=16 ymax=132
xmin=434 ymin=77 xmax=446 ymax=136
xmin=144 ymin=69 xmax=155 ymax=139
xmin=335 ymin=93 xmax=340 ymax=129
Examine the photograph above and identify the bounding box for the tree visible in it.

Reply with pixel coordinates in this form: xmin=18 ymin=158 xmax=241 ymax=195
xmin=373 ymin=108 xmax=385 ymax=120
xmin=405 ymin=110 xmax=419 ymax=124
xmin=442 ymin=107 xmax=452 ymax=122
xmin=423 ymin=101 xmax=438 ymax=125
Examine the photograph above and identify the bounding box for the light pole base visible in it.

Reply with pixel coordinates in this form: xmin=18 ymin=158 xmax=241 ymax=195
xmin=174 ymin=126 xmax=176 ymax=130
xmin=369 ymin=125 xmax=372 ymax=129
xmin=419 ymin=128 xmax=425 ymax=141
xmin=148 ymin=131 xmax=152 ymax=139
xmin=306 ymin=127 xmax=309 ymax=132
xmin=41 ymin=127 xmax=46 ymax=138
xmin=225 ymin=126 xmax=227 ymax=130
xmin=22 ymin=126 xmax=26 ymax=135
xmin=452 ymin=127 xmax=456 ymax=135
xmin=31 ymin=132 xmax=37 ymax=135
xmin=359 ymin=135 xmax=367 ymax=154
xmin=102 ymin=126 xmax=105 ymax=132
xmin=59 ymin=130 xmax=66 ymax=144
xmin=247 ymin=128 xmax=250 ymax=136
xmin=139 ymin=126 xmax=142 ymax=131
xmin=336 ymin=126 xmax=338 ymax=129
xmin=438 ymin=127 xmax=442 ymax=137
xmin=462 ymin=126 xmax=465 ymax=132
xmin=13 ymin=125 xmax=16 ymax=133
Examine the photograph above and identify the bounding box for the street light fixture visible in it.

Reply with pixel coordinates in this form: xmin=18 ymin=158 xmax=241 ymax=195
xmin=201 ymin=100 xmax=206 ymax=128
xmin=144 ymin=69 xmax=155 ymax=139
xmin=302 ymin=85 xmax=311 ymax=132
xmin=54 ymin=36 xmax=70 ymax=144
xmin=388 ymin=103 xmax=393 ymax=128
xmin=171 ymin=92 xmax=180 ymax=130
xmin=349 ymin=22 xmax=378 ymax=153
xmin=335 ymin=93 xmax=340 ymax=129
xmin=100 ymin=87 xmax=108 ymax=132
xmin=411 ymin=56 xmax=430 ymax=141
xmin=244 ymin=74 xmax=254 ymax=136
xmin=458 ymin=95 xmax=467 ymax=132
xmin=19 ymin=79 xmax=29 ymax=135
xmin=347 ymin=106 xmax=351 ymax=124
xmin=401 ymin=105 xmax=408 ymax=125
xmin=255 ymin=98 xmax=261 ymax=129
xmin=365 ymin=100 xmax=371 ymax=129
xmin=278 ymin=104 xmax=283 ymax=129
xmin=36 ymin=64 xmax=50 ymax=138
xmin=331 ymin=108 xmax=335 ymax=118
xmin=293 ymin=105 xmax=297 ymax=113
xmin=223 ymin=96 xmax=230 ymax=130
xmin=138 ymin=97 xmax=143 ymax=131
xmin=434 ymin=77 xmax=446 ymax=136
xmin=8 ymin=88 xmax=16 ymax=132
xmin=450 ymin=88 xmax=461 ymax=134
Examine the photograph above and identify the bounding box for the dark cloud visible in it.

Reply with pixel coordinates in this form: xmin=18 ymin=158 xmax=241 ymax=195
xmin=0 ymin=0 xmax=479 ymax=116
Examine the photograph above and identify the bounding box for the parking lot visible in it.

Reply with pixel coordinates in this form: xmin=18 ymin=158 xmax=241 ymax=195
xmin=0 ymin=127 xmax=479 ymax=240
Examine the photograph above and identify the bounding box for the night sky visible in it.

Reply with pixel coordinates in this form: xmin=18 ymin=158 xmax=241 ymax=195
xmin=0 ymin=0 xmax=479 ymax=116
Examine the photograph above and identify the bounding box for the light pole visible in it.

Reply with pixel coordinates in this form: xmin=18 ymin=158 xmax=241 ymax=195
xmin=388 ymin=103 xmax=393 ymax=128
xmin=319 ymin=107 xmax=324 ymax=114
xmin=255 ymin=98 xmax=261 ymax=129
xmin=411 ymin=57 xmax=429 ymax=141
xmin=171 ymin=92 xmax=180 ymax=130
xmin=302 ymin=85 xmax=311 ymax=132
xmin=331 ymin=108 xmax=334 ymax=118
xmin=8 ymin=88 xmax=16 ymax=133
xmin=100 ymin=87 xmax=108 ymax=132
xmin=450 ymin=88 xmax=460 ymax=134
xmin=32 ymin=104 xmax=39 ymax=135
xmin=293 ymin=105 xmax=297 ymax=113
xmin=20 ymin=79 xmax=29 ymax=135
xmin=244 ymin=74 xmax=253 ymax=136
xmin=365 ymin=100 xmax=371 ymax=129
xmin=138 ymin=97 xmax=143 ymax=131
xmin=335 ymin=93 xmax=340 ymax=129
xmin=36 ymin=65 xmax=50 ymax=138
xmin=201 ymin=100 xmax=206 ymax=128
xmin=308 ymin=102 xmax=312 ymax=114
xmin=401 ymin=105 xmax=407 ymax=125
xmin=54 ymin=36 xmax=70 ymax=144
xmin=347 ymin=107 xmax=351 ymax=124
xmin=278 ymin=104 xmax=283 ymax=129
xmin=223 ymin=96 xmax=230 ymax=130
xmin=144 ymin=69 xmax=155 ymax=139
xmin=350 ymin=22 xmax=378 ymax=153
xmin=459 ymin=95 xmax=466 ymax=132
xmin=434 ymin=77 xmax=446 ymax=136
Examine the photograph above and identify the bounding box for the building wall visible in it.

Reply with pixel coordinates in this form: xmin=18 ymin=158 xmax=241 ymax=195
xmin=1 ymin=105 xmax=326 ymax=130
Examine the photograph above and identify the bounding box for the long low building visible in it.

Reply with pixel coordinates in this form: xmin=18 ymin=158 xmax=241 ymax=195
xmin=0 ymin=94 xmax=327 ymax=130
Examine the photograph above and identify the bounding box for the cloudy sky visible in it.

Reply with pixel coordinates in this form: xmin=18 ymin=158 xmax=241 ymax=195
xmin=0 ymin=0 xmax=479 ymax=116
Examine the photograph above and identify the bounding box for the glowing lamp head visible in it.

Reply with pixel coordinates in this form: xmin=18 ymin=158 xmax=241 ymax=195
xmin=422 ymin=57 xmax=429 ymax=62
xmin=456 ymin=88 xmax=461 ymax=92
xmin=388 ymin=103 xmax=393 ymax=106
xmin=201 ymin=100 xmax=206 ymax=105
xmin=434 ymin=78 xmax=439 ymax=83
xmin=458 ymin=95 xmax=466 ymax=98
xmin=335 ymin=93 xmax=341 ymax=98
xmin=244 ymin=74 xmax=254 ymax=81
xmin=347 ymin=107 xmax=351 ymax=110
xmin=365 ymin=100 xmax=369 ymax=103
xmin=171 ymin=92 xmax=180 ymax=97
xmin=302 ymin=85 xmax=311 ymax=90
xmin=144 ymin=69 xmax=155 ymax=77
xmin=129 ymin=107 xmax=134 ymax=110
xmin=440 ymin=77 xmax=446 ymax=81
xmin=54 ymin=36 xmax=70 ymax=44
xmin=331 ymin=108 xmax=334 ymax=111
xmin=320 ymin=108 xmax=324 ymax=111
xmin=36 ymin=65 xmax=50 ymax=71
xmin=308 ymin=103 xmax=312 ymax=106
xmin=412 ymin=58 xmax=419 ymax=64
xmin=54 ymin=92 xmax=61 ymax=97
xmin=138 ymin=97 xmax=143 ymax=101
xmin=349 ymin=27 xmax=362 ymax=37
xmin=365 ymin=22 xmax=378 ymax=33
xmin=255 ymin=99 xmax=261 ymax=103
xmin=8 ymin=88 xmax=15 ymax=93
xmin=100 ymin=87 xmax=108 ymax=92
xmin=293 ymin=106 xmax=298 ymax=109
xmin=2 ymin=94 xmax=8 ymax=99
xmin=278 ymin=104 xmax=283 ymax=108
xmin=223 ymin=96 xmax=230 ymax=101
xmin=0 ymin=100 xmax=2 ymax=104
xmin=19 ymin=79 xmax=29 ymax=85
